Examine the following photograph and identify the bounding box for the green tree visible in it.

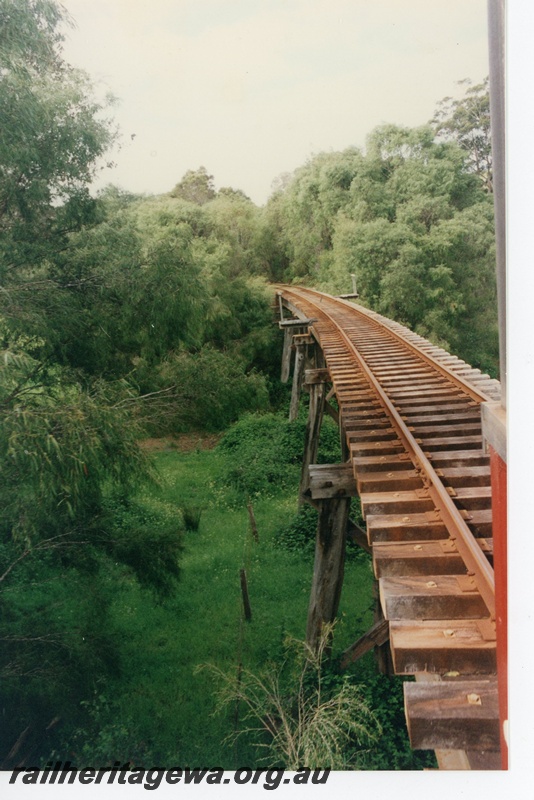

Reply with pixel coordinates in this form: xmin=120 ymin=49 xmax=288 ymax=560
xmin=169 ymin=166 xmax=216 ymax=205
xmin=266 ymin=120 xmax=498 ymax=373
xmin=217 ymin=186 xmax=251 ymax=201
xmin=147 ymin=346 xmax=269 ymax=434
xmin=0 ymin=0 xmax=116 ymax=277
xmin=431 ymin=78 xmax=492 ymax=193
xmin=205 ymin=193 xmax=268 ymax=277
xmin=267 ymin=149 xmax=363 ymax=279
xmin=0 ymin=349 xmax=183 ymax=764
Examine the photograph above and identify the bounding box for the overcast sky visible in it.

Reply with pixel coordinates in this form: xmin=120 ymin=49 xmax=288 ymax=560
xmin=59 ymin=0 xmax=489 ymax=205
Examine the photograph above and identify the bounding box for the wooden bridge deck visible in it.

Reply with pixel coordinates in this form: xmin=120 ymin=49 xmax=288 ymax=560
xmin=276 ymin=285 xmax=504 ymax=771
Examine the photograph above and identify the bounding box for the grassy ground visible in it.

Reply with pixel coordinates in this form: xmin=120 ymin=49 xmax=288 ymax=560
xmin=73 ymin=434 xmax=435 ymax=771
xmin=92 ymin=445 xmax=375 ymax=767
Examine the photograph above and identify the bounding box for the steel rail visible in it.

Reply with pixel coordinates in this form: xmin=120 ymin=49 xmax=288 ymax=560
xmin=285 ymin=285 xmax=493 ymax=404
xmin=277 ymin=285 xmax=496 ymax=619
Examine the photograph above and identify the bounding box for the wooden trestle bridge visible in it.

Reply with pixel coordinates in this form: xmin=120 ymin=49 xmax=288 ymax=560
xmin=275 ymin=285 xmax=506 ymax=771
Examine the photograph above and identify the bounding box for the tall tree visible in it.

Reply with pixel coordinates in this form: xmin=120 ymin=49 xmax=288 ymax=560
xmin=430 ymin=78 xmax=492 ymax=193
xmin=169 ymin=166 xmax=216 ymax=205
xmin=267 ymin=148 xmax=363 ymax=278
xmin=0 ymin=0 xmax=116 ymax=279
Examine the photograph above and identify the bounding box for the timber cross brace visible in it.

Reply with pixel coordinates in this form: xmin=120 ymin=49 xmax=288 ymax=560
xmin=277 ymin=292 xmax=390 ymax=669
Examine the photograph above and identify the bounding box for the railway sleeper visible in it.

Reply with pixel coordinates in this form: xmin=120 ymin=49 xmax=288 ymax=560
xmin=350 ymin=441 xmax=405 ymax=457
xmin=366 ymin=509 xmax=492 ymax=543
xmin=379 ymin=376 xmax=449 ymax=388
xmin=352 ymin=453 xmax=415 ymax=473
xmin=398 ymin=399 xmax=477 ymax=412
xmin=346 ymin=428 xmax=398 ymax=443
xmin=366 ymin=366 xmax=434 ymax=378
xmin=384 ymin=383 xmax=453 ymax=396
xmin=335 ymin=390 xmax=376 ymax=402
xmin=387 ymin=387 xmax=465 ymax=401
xmin=378 ymin=575 xmax=489 ymax=621
xmin=419 ymin=435 xmax=483 ymax=451
xmin=342 ymin=417 xmax=392 ymax=431
xmin=436 ymin=466 xmax=491 ymax=487
xmin=373 ymin=539 xmax=493 ymax=577
xmin=404 ymin=679 xmax=500 ymax=752
xmin=358 ymin=355 xmax=421 ymax=366
xmin=338 ymin=399 xmax=382 ymax=412
xmin=452 ymin=486 xmax=492 ymax=511
xmin=389 ymin=618 xmax=497 ymax=675
xmin=402 ymin=411 xmax=482 ymax=425
xmin=409 ymin=423 xmax=482 ymax=438
xmin=371 ymin=363 xmax=443 ymax=375
xmin=356 ymin=469 xmax=423 ymax=493
xmin=429 ymin=450 xmax=490 ymax=469
xmin=332 ymin=376 xmax=366 ymax=386
xmin=360 ymin=491 xmax=435 ymax=517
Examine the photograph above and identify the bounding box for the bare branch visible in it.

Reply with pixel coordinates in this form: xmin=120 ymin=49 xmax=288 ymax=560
xmin=111 ymin=385 xmax=177 ymax=409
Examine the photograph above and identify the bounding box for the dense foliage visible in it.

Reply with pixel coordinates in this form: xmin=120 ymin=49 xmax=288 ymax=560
xmin=266 ymin=105 xmax=498 ymax=374
xmin=217 ymin=411 xmax=341 ymax=502
xmin=0 ymin=0 xmax=114 ymax=279
xmin=431 ymin=78 xmax=492 ymax=193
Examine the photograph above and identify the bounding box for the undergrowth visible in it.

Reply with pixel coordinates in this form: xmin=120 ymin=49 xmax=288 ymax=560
xmin=55 ymin=432 xmax=433 ymax=770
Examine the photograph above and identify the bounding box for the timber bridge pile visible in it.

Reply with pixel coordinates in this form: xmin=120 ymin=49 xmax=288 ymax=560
xmin=275 ymin=285 xmax=505 ymax=771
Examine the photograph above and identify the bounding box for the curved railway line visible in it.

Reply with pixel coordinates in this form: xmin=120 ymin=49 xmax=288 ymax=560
xmin=275 ymin=284 xmax=504 ymax=770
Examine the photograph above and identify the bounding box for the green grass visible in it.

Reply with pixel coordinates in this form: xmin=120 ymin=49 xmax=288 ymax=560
xmin=78 ymin=447 xmax=376 ymax=768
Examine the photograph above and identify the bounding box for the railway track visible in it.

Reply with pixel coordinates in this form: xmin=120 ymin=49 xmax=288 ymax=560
xmin=276 ymin=285 xmax=502 ymax=769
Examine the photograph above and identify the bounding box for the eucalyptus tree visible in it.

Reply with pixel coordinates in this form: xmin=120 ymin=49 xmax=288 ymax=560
xmin=169 ymin=166 xmax=216 ymax=205
xmin=0 ymin=0 xmax=116 ymax=279
xmin=430 ymin=78 xmax=492 ymax=193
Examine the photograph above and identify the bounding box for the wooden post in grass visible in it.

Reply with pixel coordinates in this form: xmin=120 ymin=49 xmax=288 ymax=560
xmin=306 ymin=496 xmax=350 ymax=652
xmin=240 ymin=569 xmax=252 ymax=622
xmin=247 ymin=503 xmax=259 ymax=543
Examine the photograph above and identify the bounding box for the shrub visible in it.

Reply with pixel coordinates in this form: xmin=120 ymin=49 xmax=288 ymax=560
xmin=273 ymin=504 xmax=318 ymax=555
xmin=101 ymin=496 xmax=184 ymax=599
xmin=348 ymin=658 xmax=437 ymax=770
xmin=202 ymin=625 xmax=381 ymax=769
xmin=217 ymin=412 xmax=306 ymax=498
xmin=145 ymin=346 xmax=269 ymax=435
xmin=315 ymin=414 xmax=342 ymax=464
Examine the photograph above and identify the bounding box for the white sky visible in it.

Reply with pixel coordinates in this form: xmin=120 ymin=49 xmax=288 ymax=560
xmin=60 ymin=0 xmax=490 ymax=205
